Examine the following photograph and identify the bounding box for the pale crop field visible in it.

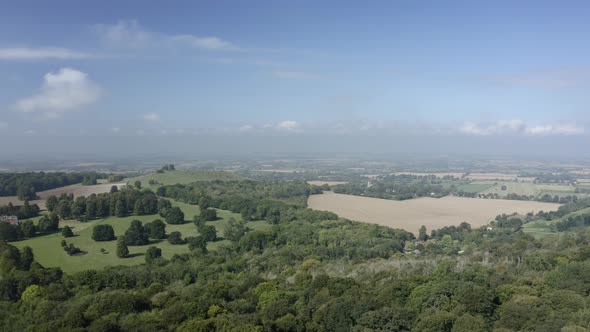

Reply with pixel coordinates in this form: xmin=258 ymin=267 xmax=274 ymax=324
xmin=307 ymin=192 xmax=560 ymax=234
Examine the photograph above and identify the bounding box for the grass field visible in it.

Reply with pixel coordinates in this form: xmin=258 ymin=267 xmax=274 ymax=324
xmin=12 ymin=199 xmax=269 ymax=273
xmin=127 ymin=170 xmax=245 ymax=189
xmin=308 ymin=191 xmax=560 ymax=234
xmin=477 ymin=181 xmax=576 ymax=198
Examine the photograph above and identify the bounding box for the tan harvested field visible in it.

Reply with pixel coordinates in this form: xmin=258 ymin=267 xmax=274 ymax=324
xmin=308 ymin=192 xmax=560 ymax=234
xmin=0 ymin=183 xmax=126 ymax=210
xmin=394 ymin=172 xmax=465 ymax=178
xmin=307 ymin=181 xmax=348 ymax=186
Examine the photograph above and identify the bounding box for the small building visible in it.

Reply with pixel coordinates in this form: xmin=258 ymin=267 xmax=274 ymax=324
xmin=0 ymin=215 xmax=18 ymax=225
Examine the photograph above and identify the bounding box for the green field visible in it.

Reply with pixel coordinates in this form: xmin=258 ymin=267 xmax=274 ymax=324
xmin=477 ymin=181 xmax=576 ymax=198
xmin=454 ymin=182 xmax=495 ymax=193
xmin=522 ymin=221 xmax=556 ymax=238
xmin=12 ymin=199 xmax=269 ymax=273
xmin=126 ymin=170 xmax=245 ymax=189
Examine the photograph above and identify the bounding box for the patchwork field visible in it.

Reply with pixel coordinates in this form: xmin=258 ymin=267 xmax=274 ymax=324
xmin=477 ymin=181 xmax=576 ymax=198
xmin=307 ymin=192 xmax=560 ymax=234
xmin=0 ymin=182 xmax=126 ymax=209
xmin=12 ymin=199 xmax=269 ymax=273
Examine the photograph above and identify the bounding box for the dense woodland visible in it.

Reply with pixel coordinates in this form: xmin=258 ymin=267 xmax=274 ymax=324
xmin=0 ymin=172 xmax=111 ymax=200
xmin=2 ymin=178 xmax=590 ymax=330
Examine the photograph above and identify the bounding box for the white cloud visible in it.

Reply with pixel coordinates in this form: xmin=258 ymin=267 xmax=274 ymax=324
xmin=277 ymin=120 xmax=300 ymax=130
xmin=143 ymin=113 xmax=160 ymax=121
xmin=525 ymin=124 xmax=584 ymax=136
xmin=0 ymin=47 xmax=90 ymax=61
xmin=0 ymin=121 xmax=7 ymax=129
xmin=94 ymin=20 xmax=234 ymax=50
xmin=461 ymin=120 xmax=584 ymax=136
xmin=171 ymin=35 xmax=233 ymax=50
xmin=24 ymin=129 xmax=36 ymax=135
xmin=15 ymin=68 xmax=102 ymax=118
xmin=239 ymin=124 xmax=253 ymax=132
xmin=273 ymin=71 xmax=322 ymax=79
xmin=110 ymin=127 xmax=121 ymax=133
xmin=486 ymin=67 xmax=590 ymax=90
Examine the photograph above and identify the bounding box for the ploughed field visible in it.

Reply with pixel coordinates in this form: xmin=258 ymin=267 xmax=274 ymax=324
xmin=308 ymin=191 xmax=560 ymax=234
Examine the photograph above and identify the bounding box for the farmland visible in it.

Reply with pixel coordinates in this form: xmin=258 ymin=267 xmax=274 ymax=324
xmin=126 ymin=170 xmax=245 ymax=189
xmin=308 ymin=191 xmax=560 ymax=234
xmin=12 ymin=199 xmax=268 ymax=273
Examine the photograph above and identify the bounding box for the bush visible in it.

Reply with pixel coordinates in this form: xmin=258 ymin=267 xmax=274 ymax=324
xmin=91 ymin=225 xmax=115 ymax=241
xmin=62 ymin=226 xmax=74 ymax=238
xmin=165 ymin=207 xmax=185 ymax=224
xmin=145 ymin=246 xmax=162 ymax=263
xmin=168 ymin=231 xmax=185 ymax=245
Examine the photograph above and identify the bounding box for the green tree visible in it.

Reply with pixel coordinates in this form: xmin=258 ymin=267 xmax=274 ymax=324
xmin=134 ymin=181 xmax=142 ymax=189
xmin=19 ymin=246 xmax=34 ymax=270
xmin=62 ymin=226 xmax=74 ymax=238
xmin=45 ymin=195 xmax=58 ymax=212
xmin=418 ymin=225 xmax=428 ymax=241
xmin=145 ymin=246 xmax=162 ymax=263
xmin=92 ymin=224 xmax=115 ymax=241
xmin=223 ymin=218 xmax=248 ymax=242
xmin=199 ymin=225 xmax=217 ymax=242
xmin=147 ymin=219 xmax=166 ymax=239
xmin=168 ymin=231 xmax=184 ymax=244
xmin=116 ymin=238 xmax=129 ymax=258
xmin=165 ymin=207 xmax=185 ymax=225
xmin=124 ymin=220 xmax=149 ymax=245
xmin=19 ymin=220 xmax=37 ymax=238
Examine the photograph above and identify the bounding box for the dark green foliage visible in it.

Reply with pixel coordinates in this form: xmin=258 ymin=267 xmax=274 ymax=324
xmin=223 ymin=218 xmax=249 ymax=242
xmin=91 ymin=224 xmax=115 ymax=241
xmin=62 ymin=225 xmax=74 ymax=238
xmin=0 ymin=201 xmax=40 ymax=219
xmin=198 ymin=225 xmax=217 ymax=242
xmin=145 ymin=246 xmax=162 ymax=263
xmin=18 ymin=220 xmax=36 ymax=238
xmin=0 ymin=172 xmax=107 ymax=197
xmin=146 ymin=219 xmax=166 ymax=239
xmin=168 ymin=231 xmax=184 ymax=244
xmin=124 ymin=220 xmax=149 ymax=245
xmin=116 ymin=238 xmax=129 ymax=258
xmin=38 ymin=214 xmax=59 ymax=234
xmin=165 ymin=207 xmax=185 ymax=224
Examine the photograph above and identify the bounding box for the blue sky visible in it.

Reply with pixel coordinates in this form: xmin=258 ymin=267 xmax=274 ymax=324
xmin=1 ymin=1 xmax=590 ymax=156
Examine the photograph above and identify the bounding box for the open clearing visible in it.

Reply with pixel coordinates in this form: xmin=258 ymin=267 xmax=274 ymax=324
xmin=127 ymin=170 xmax=245 ymax=189
xmin=0 ymin=183 xmax=126 ymax=210
xmin=394 ymin=172 xmax=465 ymax=178
xmin=308 ymin=192 xmax=560 ymax=234
xmin=12 ymin=199 xmax=270 ymax=273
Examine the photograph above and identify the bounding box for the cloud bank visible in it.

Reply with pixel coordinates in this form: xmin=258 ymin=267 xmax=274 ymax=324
xmin=15 ymin=68 xmax=102 ymax=118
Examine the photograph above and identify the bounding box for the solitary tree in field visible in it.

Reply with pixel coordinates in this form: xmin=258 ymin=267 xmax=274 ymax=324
xmin=165 ymin=207 xmax=185 ymax=225
xmin=116 ymin=238 xmax=129 ymax=258
xmin=92 ymin=224 xmax=115 ymax=241
xmin=134 ymin=181 xmax=142 ymax=189
xmin=62 ymin=226 xmax=74 ymax=238
xmin=168 ymin=231 xmax=184 ymax=244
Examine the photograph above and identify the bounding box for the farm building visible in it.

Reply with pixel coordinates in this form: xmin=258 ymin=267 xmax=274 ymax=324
xmin=0 ymin=215 xmax=18 ymax=225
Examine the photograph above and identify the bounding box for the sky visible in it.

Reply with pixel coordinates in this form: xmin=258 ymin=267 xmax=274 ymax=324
xmin=1 ymin=1 xmax=590 ymax=159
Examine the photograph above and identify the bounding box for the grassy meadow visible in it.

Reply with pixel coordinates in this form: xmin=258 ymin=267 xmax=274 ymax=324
xmin=126 ymin=170 xmax=245 ymax=189
xmin=12 ymin=199 xmax=269 ymax=273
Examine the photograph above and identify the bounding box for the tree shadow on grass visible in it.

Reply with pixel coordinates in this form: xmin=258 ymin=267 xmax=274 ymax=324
xmin=126 ymin=253 xmax=144 ymax=258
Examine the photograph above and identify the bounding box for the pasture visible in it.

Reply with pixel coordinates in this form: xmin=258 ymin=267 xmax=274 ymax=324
xmin=307 ymin=191 xmax=560 ymax=234
xmin=127 ymin=170 xmax=245 ymax=189
xmin=12 ymin=199 xmax=269 ymax=273
xmin=307 ymin=181 xmax=348 ymax=186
